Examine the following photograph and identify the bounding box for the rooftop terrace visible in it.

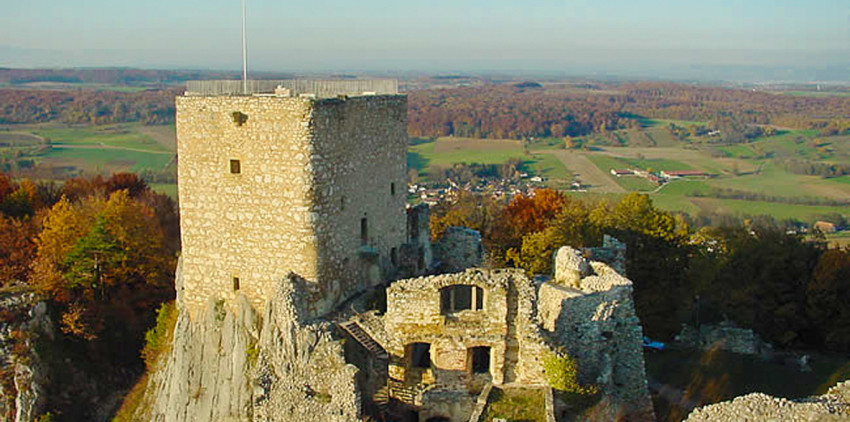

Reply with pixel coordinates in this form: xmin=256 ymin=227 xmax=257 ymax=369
xmin=184 ymin=79 xmax=399 ymax=98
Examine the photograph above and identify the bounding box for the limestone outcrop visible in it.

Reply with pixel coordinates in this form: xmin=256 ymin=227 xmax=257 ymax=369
xmin=0 ymin=291 xmax=50 ymax=422
xmin=138 ymin=267 xmax=359 ymax=422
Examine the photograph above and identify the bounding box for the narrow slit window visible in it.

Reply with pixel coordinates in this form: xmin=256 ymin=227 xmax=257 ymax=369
xmin=230 ymin=159 xmax=241 ymax=174
xmin=231 ymin=111 xmax=248 ymax=126
xmin=232 ymin=277 xmax=240 ymax=291
xmin=361 ymin=218 xmax=368 ymax=245
xmin=391 ymin=182 xmax=396 ymax=196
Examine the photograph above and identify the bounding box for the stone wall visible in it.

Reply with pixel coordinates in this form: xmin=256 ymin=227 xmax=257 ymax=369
xmin=176 ymin=94 xmax=408 ymax=318
xmin=310 ymin=95 xmax=409 ymax=310
xmin=539 ymin=247 xmax=654 ymax=421
xmin=432 ymin=227 xmax=483 ymax=273
xmin=384 ymin=270 xmax=511 ymax=390
xmin=382 ymin=268 xmax=553 ymax=421
xmin=676 ymin=322 xmax=771 ymax=356
xmin=399 ymin=204 xmax=433 ymax=278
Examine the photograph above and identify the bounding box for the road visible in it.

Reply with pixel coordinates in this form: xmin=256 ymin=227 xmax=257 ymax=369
xmin=49 ymin=144 xmax=174 ymax=155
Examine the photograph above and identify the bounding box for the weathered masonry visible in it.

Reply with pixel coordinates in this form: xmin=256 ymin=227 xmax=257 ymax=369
xmin=176 ymin=80 xmax=409 ymax=317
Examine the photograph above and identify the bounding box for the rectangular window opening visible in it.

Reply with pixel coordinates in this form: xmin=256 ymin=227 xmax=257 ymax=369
xmin=441 ymin=285 xmax=485 ymax=314
xmin=391 ymin=182 xmax=396 ymax=196
xmin=361 ymin=218 xmax=368 ymax=245
xmin=232 ymin=276 xmax=240 ymax=291
xmin=230 ymin=159 xmax=241 ymax=174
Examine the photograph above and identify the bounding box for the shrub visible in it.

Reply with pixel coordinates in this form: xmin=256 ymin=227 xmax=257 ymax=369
xmin=543 ymin=348 xmax=598 ymax=396
xmin=140 ymin=301 xmax=176 ymax=371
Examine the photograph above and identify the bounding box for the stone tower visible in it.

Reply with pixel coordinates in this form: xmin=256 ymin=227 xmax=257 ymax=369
xmin=175 ymin=80 xmax=408 ymax=317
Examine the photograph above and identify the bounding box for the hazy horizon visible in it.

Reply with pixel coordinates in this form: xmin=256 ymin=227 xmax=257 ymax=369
xmin=2 ymin=0 xmax=849 ymax=82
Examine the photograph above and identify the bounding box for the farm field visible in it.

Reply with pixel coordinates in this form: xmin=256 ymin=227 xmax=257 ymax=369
xmin=0 ymin=123 xmax=177 ymax=194
xmin=148 ymin=183 xmax=178 ymax=199
xmin=404 ymin=128 xmax=850 ymax=223
xmin=1 ymin=121 xmax=847 ymax=223
xmin=408 ymin=137 xmax=572 ymax=184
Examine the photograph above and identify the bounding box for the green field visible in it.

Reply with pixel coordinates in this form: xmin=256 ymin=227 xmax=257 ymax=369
xmin=621 ymin=157 xmax=693 ymax=172
xmin=651 ymin=195 xmax=849 ymax=222
xmin=408 ymin=137 xmax=571 ymax=182
xmin=585 ymin=154 xmax=629 ymax=173
xmin=0 ymin=123 xmax=176 ymax=182
xmin=716 ymin=144 xmax=756 ymax=159
xmin=615 ymin=177 xmax=658 ymax=192
xmin=149 ymin=183 xmax=178 ymax=199
xmin=33 ymin=125 xmax=171 ymax=153
xmin=40 ymin=147 xmax=173 ymax=173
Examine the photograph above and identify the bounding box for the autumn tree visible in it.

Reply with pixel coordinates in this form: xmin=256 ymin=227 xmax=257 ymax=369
xmin=508 ymin=197 xmax=595 ymax=274
xmin=30 ymin=190 xmax=175 ymax=340
xmin=0 ymin=216 xmax=37 ymax=285
xmin=807 ymin=248 xmax=850 ymax=350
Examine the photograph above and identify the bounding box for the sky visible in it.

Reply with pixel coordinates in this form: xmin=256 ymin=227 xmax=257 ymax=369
xmin=2 ymin=0 xmax=848 ymax=80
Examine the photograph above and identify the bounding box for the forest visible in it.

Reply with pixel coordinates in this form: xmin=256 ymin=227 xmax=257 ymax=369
xmin=408 ymin=82 xmax=850 ymax=140
xmin=3 ymin=80 xmax=849 ymax=141
xmin=0 ymin=172 xmax=178 ymax=419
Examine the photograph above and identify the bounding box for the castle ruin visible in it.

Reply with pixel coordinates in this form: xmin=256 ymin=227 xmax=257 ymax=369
xmin=139 ymin=80 xmax=653 ymax=422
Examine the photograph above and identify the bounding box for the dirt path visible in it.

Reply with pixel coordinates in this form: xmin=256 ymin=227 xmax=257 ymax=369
xmin=136 ymin=125 xmax=176 ymax=151
xmin=50 ymin=144 xmax=174 ymax=155
xmin=543 ymin=150 xmax=625 ymax=193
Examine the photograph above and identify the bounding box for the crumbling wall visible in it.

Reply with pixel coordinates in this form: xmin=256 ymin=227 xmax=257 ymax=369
xmin=432 ymin=227 xmax=483 ymax=273
xmin=539 ymin=247 xmax=654 ymax=421
xmin=142 ymin=271 xmax=359 ymax=422
xmin=384 ymin=270 xmax=510 ymax=389
xmin=582 ymin=235 xmax=627 ymax=276
xmin=398 ymin=204 xmax=433 ymax=278
xmin=685 ymin=380 xmax=850 ymax=421
xmin=676 ymin=322 xmax=771 ymax=356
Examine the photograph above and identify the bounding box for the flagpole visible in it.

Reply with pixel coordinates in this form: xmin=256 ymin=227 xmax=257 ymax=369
xmin=241 ymin=0 xmax=248 ymax=94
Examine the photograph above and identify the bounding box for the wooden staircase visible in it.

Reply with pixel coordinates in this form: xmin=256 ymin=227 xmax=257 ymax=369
xmin=339 ymin=320 xmax=389 ymax=359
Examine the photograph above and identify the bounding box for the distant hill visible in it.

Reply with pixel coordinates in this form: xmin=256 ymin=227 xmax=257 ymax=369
xmin=0 ymin=68 xmax=295 ymax=87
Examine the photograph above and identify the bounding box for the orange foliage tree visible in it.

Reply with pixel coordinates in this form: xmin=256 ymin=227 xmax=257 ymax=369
xmin=30 ymin=190 xmax=175 ymax=339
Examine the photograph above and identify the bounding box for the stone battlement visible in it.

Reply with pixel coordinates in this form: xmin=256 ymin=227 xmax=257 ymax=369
xmin=185 ymin=79 xmax=399 ymax=98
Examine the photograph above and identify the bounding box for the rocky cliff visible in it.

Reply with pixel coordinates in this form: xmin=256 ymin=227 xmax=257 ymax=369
xmin=0 ymin=290 xmax=49 ymax=422
xmin=133 ymin=262 xmax=360 ymax=422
